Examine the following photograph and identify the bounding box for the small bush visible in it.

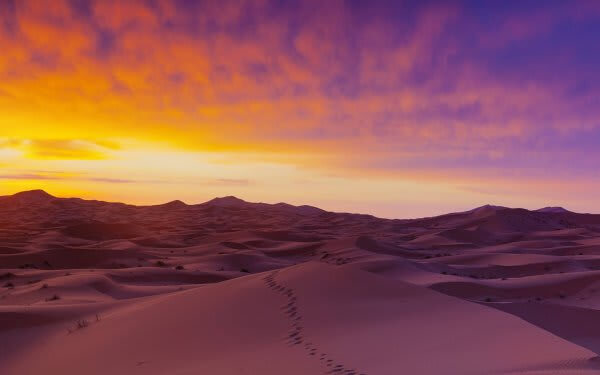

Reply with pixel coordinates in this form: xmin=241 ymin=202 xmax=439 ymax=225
xmin=155 ymin=261 xmax=167 ymax=267
xmin=3 ymin=282 xmax=14 ymax=288
xmin=240 ymin=268 xmax=250 ymax=273
xmin=175 ymin=265 xmax=184 ymax=270
xmin=67 ymin=315 xmax=100 ymax=334
xmin=46 ymin=294 xmax=60 ymax=301
xmin=41 ymin=283 xmax=49 ymax=289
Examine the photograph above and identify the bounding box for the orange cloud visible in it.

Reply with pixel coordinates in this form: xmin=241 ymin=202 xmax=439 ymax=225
xmin=0 ymin=138 xmax=118 ymax=159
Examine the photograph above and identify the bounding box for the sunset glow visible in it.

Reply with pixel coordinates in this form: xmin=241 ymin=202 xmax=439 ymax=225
xmin=2 ymin=0 xmax=600 ymax=217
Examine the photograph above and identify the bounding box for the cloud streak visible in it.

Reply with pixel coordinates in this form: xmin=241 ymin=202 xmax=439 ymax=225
xmin=0 ymin=138 xmax=119 ymax=159
xmin=0 ymin=169 xmax=254 ymax=187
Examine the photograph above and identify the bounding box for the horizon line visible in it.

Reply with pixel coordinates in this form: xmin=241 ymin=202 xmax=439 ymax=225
xmin=2 ymin=189 xmax=594 ymax=221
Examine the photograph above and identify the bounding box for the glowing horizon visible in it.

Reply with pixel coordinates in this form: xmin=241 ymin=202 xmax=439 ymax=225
xmin=2 ymin=0 xmax=600 ymax=218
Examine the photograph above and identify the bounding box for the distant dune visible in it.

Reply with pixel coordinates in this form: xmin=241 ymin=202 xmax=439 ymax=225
xmin=2 ymin=190 xmax=600 ymax=374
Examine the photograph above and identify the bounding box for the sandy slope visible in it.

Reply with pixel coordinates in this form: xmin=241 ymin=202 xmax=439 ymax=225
xmin=3 ymin=263 xmax=598 ymax=375
xmin=2 ymin=191 xmax=600 ymax=374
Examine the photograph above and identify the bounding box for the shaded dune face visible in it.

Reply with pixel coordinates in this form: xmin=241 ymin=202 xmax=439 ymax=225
xmin=2 ymin=191 xmax=600 ymax=374
xmin=61 ymin=221 xmax=145 ymax=241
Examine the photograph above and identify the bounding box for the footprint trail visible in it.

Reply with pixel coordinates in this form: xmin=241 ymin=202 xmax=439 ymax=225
xmin=262 ymin=270 xmax=368 ymax=375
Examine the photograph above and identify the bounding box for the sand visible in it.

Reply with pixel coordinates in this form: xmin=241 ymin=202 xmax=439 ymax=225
xmin=1 ymin=190 xmax=600 ymax=374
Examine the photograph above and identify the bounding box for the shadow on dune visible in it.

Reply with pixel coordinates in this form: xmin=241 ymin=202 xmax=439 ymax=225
xmin=491 ymin=302 xmax=600 ymax=355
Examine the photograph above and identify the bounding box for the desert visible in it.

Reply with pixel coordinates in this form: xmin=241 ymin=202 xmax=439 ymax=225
xmin=1 ymin=190 xmax=600 ymax=374
xmin=3 ymin=2 xmax=600 ymax=372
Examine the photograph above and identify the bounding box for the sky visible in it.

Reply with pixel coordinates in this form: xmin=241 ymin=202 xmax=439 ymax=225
xmin=1 ymin=0 xmax=600 ymax=218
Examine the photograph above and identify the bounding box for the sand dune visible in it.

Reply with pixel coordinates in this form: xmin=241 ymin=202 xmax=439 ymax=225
xmin=2 ymin=190 xmax=600 ymax=374
xmin=3 ymin=263 xmax=598 ymax=375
